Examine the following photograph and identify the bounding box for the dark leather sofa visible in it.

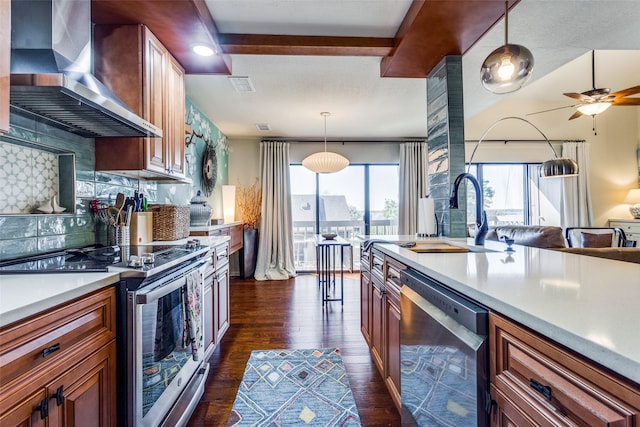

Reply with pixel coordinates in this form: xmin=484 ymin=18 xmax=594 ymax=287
xmin=485 ymin=225 xmax=640 ymax=264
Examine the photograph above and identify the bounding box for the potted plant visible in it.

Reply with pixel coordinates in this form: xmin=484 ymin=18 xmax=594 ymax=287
xmin=235 ymin=180 xmax=262 ymax=278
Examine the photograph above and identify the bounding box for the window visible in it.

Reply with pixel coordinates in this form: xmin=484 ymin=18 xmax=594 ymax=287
xmin=290 ymin=164 xmax=399 ymax=272
xmin=467 ymin=163 xmax=561 ymax=229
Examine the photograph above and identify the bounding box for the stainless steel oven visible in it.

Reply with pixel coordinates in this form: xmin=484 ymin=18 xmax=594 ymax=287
xmin=124 ymin=255 xmax=209 ymax=427
xmin=400 ymin=269 xmax=489 ymax=427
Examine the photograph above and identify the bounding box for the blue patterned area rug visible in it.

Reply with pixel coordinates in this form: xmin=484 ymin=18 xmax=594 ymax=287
xmin=227 ymin=348 xmax=362 ymax=426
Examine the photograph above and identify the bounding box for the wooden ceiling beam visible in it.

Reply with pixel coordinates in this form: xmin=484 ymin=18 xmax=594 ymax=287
xmin=218 ymin=34 xmax=395 ymax=56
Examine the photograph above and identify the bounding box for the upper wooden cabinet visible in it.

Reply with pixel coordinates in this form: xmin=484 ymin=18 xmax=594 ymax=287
xmin=0 ymin=0 xmax=10 ymax=134
xmin=94 ymin=24 xmax=187 ymax=181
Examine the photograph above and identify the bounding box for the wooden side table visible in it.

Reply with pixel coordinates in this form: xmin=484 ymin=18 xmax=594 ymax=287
xmin=609 ymin=218 xmax=640 ymax=245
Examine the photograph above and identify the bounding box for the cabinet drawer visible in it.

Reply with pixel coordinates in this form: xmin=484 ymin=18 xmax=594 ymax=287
xmin=371 ymin=249 xmax=384 ymax=282
xmin=609 ymin=221 xmax=640 ymax=241
xmin=0 ymin=287 xmax=116 ymax=388
xmin=490 ymin=313 xmax=640 ymax=426
xmin=360 ymin=247 xmax=371 ymax=272
xmin=385 ymin=257 xmax=406 ymax=290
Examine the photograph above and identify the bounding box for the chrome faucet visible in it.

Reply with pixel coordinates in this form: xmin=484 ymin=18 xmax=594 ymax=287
xmin=450 ymin=173 xmax=489 ymax=246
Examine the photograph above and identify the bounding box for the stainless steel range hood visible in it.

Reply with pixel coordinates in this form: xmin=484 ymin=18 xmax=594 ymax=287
xmin=9 ymin=0 xmax=162 ymax=139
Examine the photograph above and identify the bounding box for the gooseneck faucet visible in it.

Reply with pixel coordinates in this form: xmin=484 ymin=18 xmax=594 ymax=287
xmin=450 ymin=173 xmax=489 ymax=246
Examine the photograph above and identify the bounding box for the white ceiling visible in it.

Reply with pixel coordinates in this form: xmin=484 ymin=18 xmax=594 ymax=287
xmin=185 ymin=0 xmax=640 ymax=141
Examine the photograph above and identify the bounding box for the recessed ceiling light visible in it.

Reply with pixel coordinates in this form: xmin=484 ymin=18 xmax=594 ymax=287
xmin=192 ymin=44 xmax=215 ymax=57
xmin=255 ymin=123 xmax=271 ymax=131
xmin=228 ymin=76 xmax=256 ymax=93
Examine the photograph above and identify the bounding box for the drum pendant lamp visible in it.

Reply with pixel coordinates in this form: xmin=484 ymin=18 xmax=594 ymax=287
xmin=480 ymin=1 xmax=534 ymax=94
xmin=302 ymin=112 xmax=349 ymax=174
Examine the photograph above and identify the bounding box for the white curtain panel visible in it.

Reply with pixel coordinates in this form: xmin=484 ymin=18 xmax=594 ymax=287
xmin=561 ymin=142 xmax=593 ymax=228
xmin=254 ymin=141 xmax=297 ymax=281
xmin=398 ymin=142 xmax=429 ymax=235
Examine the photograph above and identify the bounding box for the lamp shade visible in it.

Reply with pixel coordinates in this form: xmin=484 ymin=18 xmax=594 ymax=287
xmin=540 ymin=158 xmax=579 ymax=178
xmin=222 ymin=185 xmax=236 ymax=223
xmin=303 ymin=112 xmax=349 ymax=174
xmin=481 ymin=44 xmax=535 ymax=94
xmin=624 ymin=188 xmax=640 ymax=218
xmin=302 ymin=151 xmax=349 ymax=174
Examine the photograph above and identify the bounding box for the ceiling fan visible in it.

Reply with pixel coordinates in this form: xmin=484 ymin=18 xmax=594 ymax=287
xmin=528 ymin=50 xmax=640 ymax=121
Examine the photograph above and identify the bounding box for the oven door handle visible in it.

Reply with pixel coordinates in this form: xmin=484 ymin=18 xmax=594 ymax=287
xmin=136 ymin=263 xmax=205 ymax=304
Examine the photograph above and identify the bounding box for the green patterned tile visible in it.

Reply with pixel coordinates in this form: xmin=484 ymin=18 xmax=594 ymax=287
xmin=0 ymin=216 xmax=38 ymax=239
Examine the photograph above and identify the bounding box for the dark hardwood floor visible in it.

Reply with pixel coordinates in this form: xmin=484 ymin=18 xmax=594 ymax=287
xmin=187 ymin=273 xmax=401 ymax=426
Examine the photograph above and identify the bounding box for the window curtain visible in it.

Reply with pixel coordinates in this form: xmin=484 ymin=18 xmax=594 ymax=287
xmin=254 ymin=141 xmax=296 ymax=281
xmin=561 ymin=141 xmax=593 ymax=228
xmin=398 ymin=141 xmax=428 ymax=235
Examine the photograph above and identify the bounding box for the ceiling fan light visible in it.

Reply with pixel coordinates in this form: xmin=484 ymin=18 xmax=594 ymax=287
xmin=576 ymin=102 xmax=611 ymax=116
xmin=540 ymin=158 xmax=579 ymax=178
xmin=481 ymin=44 xmax=534 ymax=94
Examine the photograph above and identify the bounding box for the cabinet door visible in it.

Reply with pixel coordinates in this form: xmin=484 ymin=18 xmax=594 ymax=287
xmin=47 ymin=342 xmax=116 ymax=427
xmin=215 ymin=263 xmax=230 ymax=343
xmin=384 ymin=298 xmax=401 ymax=411
xmin=0 ymin=387 xmax=48 ymax=427
xmin=203 ymin=273 xmax=215 ymax=360
xmin=0 ymin=0 xmax=9 ymax=134
xmin=370 ymin=277 xmax=385 ymax=374
xmin=144 ymin=28 xmax=167 ymax=174
xmin=360 ymin=270 xmax=371 ymax=346
xmin=165 ymin=54 xmax=185 ymax=177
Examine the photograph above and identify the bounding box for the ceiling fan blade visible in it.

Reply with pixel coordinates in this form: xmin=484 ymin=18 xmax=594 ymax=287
xmin=527 ymin=104 xmax=577 ymax=116
xmin=611 ymin=85 xmax=640 ymax=98
xmin=564 ymin=92 xmax=593 ymax=102
xmin=568 ymin=110 xmax=583 ymax=120
xmin=612 ymin=97 xmax=640 ymax=106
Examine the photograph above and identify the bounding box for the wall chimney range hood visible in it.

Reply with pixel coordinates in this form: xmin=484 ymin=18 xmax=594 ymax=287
xmin=9 ymin=0 xmax=162 ymax=139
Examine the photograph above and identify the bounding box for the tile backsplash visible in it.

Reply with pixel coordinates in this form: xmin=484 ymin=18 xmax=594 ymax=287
xmin=0 ymin=111 xmax=155 ymax=261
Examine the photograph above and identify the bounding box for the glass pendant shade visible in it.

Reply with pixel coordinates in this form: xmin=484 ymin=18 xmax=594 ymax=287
xmin=481 ymin=44 xmax=534 ymax=94
xmin=302 ymin=112 xmax=349 ymax=174
xmin=480 ymin=1 xmax=534 ymax=94
xmin=576 ymin=102 xmax=611 ymax=116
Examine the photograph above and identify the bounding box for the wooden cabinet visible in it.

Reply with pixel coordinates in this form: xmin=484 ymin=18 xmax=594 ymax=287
xmin=203 ymin=240 xmax=231 ymax=361
xmin=360 ymin=246 xmax=404 ymax=411
xmin=93 ymin=24 xmax=187 ymax=181
xmin=489 ymin=312 xmax=640 ymax=426
xmin=190 ymin=223 xmax=244 ymax=255
xmin=609 ymin=218 xmax=640 ymax=244
xmin=0 ymin=0 xmax=9 ymax=134
xmin=0 ymin=287 xmax=117 ymax=426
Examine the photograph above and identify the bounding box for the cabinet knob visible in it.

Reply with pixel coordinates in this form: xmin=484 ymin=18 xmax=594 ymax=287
xmin=36 ymin=397 xmax=48 ymax=420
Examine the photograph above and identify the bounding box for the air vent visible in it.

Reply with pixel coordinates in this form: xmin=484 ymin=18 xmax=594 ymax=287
xmin=255 ymin=123 xmax=271 ymax=131
xmin=228 ymin=76 xmax=256 ymax=93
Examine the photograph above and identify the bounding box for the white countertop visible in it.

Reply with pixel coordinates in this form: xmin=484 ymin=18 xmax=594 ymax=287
xmin=365 ymin=236 xmax=640 ymax=385
xmin=0 ymin=237 xmax=231 ymax=328
xmin=0 ymin=272 xmax=120 ymax=328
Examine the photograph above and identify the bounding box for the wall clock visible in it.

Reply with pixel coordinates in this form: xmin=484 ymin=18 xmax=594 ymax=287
xmin=201 ymin=143 xmax=217 ymax=196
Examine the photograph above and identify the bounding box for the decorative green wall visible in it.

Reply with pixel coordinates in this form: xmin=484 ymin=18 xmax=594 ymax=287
xmin=156 ymin=97 xmax=229 ymax=218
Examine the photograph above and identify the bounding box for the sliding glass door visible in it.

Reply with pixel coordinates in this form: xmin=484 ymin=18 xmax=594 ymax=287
xmin=290 ymin=164 xmax=398 ymax=272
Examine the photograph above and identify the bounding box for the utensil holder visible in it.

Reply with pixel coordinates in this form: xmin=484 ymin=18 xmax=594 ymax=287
xmin=109 ymin=225 xmax=130 ymax=246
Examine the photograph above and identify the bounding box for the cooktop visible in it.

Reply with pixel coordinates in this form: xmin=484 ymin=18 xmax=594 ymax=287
xmin=0 ymin=242 xmax=208 ymax=276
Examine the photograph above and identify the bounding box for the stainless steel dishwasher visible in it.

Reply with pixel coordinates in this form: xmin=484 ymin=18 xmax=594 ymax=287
xmin=400 ymin=269 xmax=489 ymax=427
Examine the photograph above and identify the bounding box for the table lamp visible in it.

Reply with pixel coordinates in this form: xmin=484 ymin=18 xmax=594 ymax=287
xmin=624 ymin=188 xmax=640 ymax=219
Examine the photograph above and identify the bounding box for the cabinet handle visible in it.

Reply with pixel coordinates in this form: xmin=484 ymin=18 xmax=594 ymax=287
xmin=530 ymin=378 xmax=553 ymax=400
xmin=36 ymin=397 xmax=48 ymax=419
xmin=51 ymin=386 xmax=64 ymax=406
xmin=42 ymin=343 xmax=60 ymax=358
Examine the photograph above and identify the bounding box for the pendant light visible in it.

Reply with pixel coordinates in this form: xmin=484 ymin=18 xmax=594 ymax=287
xmin=302 ymin=112 xmax=349 ymax=174
xmin=480 ymin=1 xmax=534 ymax=94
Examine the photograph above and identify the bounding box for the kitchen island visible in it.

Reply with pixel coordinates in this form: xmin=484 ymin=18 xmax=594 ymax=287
xmin=362 ymin=236 xmax=640 ymax=424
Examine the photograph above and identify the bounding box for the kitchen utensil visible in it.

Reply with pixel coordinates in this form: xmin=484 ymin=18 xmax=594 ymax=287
xmin=115 ymin=193 xmax=125 ymax=209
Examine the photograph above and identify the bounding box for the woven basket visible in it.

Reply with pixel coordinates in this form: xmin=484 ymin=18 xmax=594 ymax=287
xmin=148 ymin=204 xmax=190 ymax=241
